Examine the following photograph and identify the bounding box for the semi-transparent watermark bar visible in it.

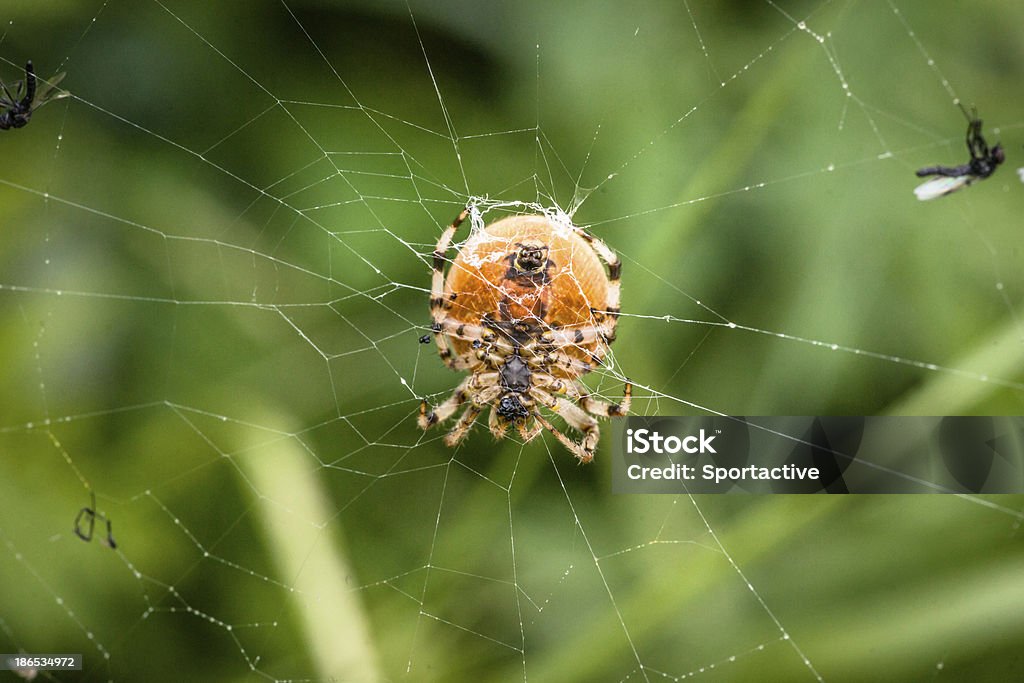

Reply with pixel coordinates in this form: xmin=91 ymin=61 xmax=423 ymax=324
xmin=611 ymin=416 xmax=1024 ymax=494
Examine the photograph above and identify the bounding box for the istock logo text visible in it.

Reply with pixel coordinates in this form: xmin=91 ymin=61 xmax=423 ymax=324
xmin=626 ymin=428 xmax=717 ymax=455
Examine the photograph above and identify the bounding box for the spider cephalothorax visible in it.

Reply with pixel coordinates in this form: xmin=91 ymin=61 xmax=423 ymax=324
xmin=418 ymin=209 xmax=631 ymax=463
xmin=505 ymin=242 xmax=553 ymax=282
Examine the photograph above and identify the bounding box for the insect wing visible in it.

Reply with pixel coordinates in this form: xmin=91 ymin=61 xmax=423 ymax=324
xmin=0 ymin=77 xmax=21 ymax=108
xmin=913 ymin=175 xmax=971 ymax=201
xmin=31 ymin=72 xmax=70 ymax=110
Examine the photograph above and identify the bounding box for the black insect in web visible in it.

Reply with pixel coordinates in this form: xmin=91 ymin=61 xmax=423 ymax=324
xmin=73 ymin=491 xmax=117 ymax=550
xmin=0 ymin=60 xmax=69 ymax=131
xmin=913 ymin=104 xmax=1005 ymax=200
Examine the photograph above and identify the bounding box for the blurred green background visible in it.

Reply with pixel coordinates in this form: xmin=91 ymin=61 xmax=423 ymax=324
xmin=1 ymin=1 xmax=1024 ymax=681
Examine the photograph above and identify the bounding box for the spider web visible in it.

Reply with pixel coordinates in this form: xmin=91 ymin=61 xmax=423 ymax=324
xmin=1 ymin=1 xmax=1024 ymax=681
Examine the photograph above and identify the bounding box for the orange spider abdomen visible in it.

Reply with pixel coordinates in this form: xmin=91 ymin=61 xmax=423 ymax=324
xmin=443 ymin=215 xmax=609 ymax=360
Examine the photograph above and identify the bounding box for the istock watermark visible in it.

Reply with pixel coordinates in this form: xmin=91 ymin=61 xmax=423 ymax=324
xmin=611 ymin=416 xmax=1024 ymax=494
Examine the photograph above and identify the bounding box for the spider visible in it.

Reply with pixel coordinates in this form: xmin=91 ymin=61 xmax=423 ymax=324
xmin=0 ymin=60 xmax=68 ymax=131
xmin=914 ymin=105 xmax=1005 ymax=200
xmin=418 ymin=208 xmax=631 ymax=463
xmin=73 ymin=491 xmax=117 ymax=549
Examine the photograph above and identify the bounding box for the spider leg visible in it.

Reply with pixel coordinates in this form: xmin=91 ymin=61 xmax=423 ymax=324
xmin=488 ymin=404 xmax=507 ymax=439
xmin=430 ymin=317 xmax=517 ymax=369
xmin=419 ymin=372 xmax=501 ymax=429
xmin=525 ymin=347 xmax=598 ymax=378
xmin=425 ymin=331 xmax=480 ymax=371
xmin=579 ymin=381 xmax=632 ymax=417
xmin=475 ymin=348 xmax=508 ymax=367
xmin=434 ymin=313 xmax=551 ymax=370
xmin=419 ymin=377 xmax=473 ymax=429
xmin=470 ymin=372 xmax=501 ymax=388
xmin=428 ymin=208 xmax=472 ymax=367
xmin=477 ymin=386 xmax=503 ymax=404
xmin=553 ymin=394 xmax=592 ymax=419
xmin=533 ymin=370 xmax=631 ymax=417
xmin=531 ymin=411 xmax=595 ymax=464
xmin=529 ymin=388 xmax=600 ymax=463
xmin=430 ymin=207 xmax=470 ymax=310
xmin=571 ymin=229 xmax=621 ymax=343
xmin=444 ymin=404 xmax=483 ymax=447
xmin=531 ymin=372 xmax=572 ymax=396
xmin=555 ymin=397 xmax=601 ymax=444
xmin=432 ymin=333 xmax=456 ymax=369
xmin=518 ymin=417 xmax=544 ymax=442
xmin=434 ymin=319 xmax=501 ymax=347
xmin=544 ymin=326 xmax=612 ymax=357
